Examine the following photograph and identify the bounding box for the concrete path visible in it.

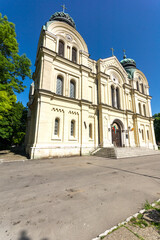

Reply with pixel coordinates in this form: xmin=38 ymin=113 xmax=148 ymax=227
xmin=0 ymin=154 xmax=160 ymax=240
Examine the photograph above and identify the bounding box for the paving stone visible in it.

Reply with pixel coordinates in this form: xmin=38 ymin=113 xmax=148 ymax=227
xmin=126 ymin=224 xmax=160 ymax=240
xmin=103 ymin=227 xmax=138 ymax=240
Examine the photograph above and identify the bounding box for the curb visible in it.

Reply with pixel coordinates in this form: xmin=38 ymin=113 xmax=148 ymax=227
xmin=0 ymin=159 xmax=28 ymax=163
xmin=92 ymin=198 xmax=160 ymax=240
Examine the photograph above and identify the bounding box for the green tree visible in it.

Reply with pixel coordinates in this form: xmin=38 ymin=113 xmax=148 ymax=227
xmin=0 ymin=14 xmax=31 ymax=147
xmin=153 ymin=113 xmax=160 ymax=145
xmin=0 ymin=102 xmax=27 ymax=146
xmin=0 ymin=14 xmax=31 ymax=93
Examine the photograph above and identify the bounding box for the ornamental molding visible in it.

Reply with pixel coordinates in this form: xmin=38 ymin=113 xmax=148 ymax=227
xmin=65 ymin=34 xmax=73 ymax=42
xmin=45 ymin=31 xmax=57 ymax=42
xmin=52 ymin=108 xmax=64 ymax=113
xmin=68 ymin=110 xmax=79 ymax=115
xmin=88 ymin=115 xmax=94 ymax=118
xmin=101 ymin=59 xmax=128 ymax=80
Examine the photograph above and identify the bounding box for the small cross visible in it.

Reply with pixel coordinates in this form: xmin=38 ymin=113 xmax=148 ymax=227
xmin=110 ymin=48 xmax=114 ymax=56
xmin=61 ymin=4 xmax=67 ymax=13
xmin=123 ymin=49 xmax=126 ymax=58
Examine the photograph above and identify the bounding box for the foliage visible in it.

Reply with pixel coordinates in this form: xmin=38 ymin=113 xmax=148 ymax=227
xmin=0 ymin=90 xmax=16 ymax=120
xmin=0 ymin=14 xmax=31 ymax=93
xmin=0 ymin=14 xmax=31 ymax=147
xmin=153 ymin=113 xmax=160 ymax=144
xmin=0 ymin=102 xmax=28 ymax=147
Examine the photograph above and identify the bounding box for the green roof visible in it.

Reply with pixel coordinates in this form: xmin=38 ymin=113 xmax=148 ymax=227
xmin=49 ymin=12 xmax=76 ymax=29
xmin=120 ymin=56 xmax=137 ymax=79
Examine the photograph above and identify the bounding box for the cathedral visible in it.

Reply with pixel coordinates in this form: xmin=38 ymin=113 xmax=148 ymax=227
xmin=25 ymin=10 xmax=157 ymax=159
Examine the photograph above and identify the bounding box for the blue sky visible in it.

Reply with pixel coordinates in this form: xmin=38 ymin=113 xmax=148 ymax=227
xmin=1 ymin=0 xmax=160 ymax=114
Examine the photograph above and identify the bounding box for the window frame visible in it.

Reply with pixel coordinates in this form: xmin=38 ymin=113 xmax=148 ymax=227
xmin=72 ymin=47 xmax=77 ymax=63
xmin=70 ymin=120 xmax=75 ymax=138
xmin=138 ymin=102 xmax=141 ymax=115
xmin=89 ymin=123 xmax=93 ymax=139
xmin=143 ymin=104 xmax=146 ymax=116
xmin=56 ymin=76 xmax=63 ymax=95
xmin=70 ymin=80 xmax=76 ymax=98
xmin=111 ymin=85 xmax=115 ymax=107
xmin=54 ymin=118 xmax=59 ymax=136
xmin=58 ymin=40 xmax=65 ymax=57
xmin=116 ymin=87 xmax=120 ymax=109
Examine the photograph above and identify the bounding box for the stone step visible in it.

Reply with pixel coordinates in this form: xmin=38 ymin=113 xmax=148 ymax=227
xmin=93 ymin=147 xmax=117 ymax=158
xmin=93 ymin=147 xmax=160 ymax=159
xmin=116 ymin=147 xmax=160 ymax=158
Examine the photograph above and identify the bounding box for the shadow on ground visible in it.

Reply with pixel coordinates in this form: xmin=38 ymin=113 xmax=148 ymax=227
xmin=18 ymin=230 xmax=49 ymax=240
xmin=0 ymin=146 xmax=29 ymax=159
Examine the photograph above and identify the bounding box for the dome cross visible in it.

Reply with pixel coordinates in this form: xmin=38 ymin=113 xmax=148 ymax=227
xmin=123 ymin=49 xmax=127 ymax=59
xmin=61 ymin=4 xmax=67 ymax=13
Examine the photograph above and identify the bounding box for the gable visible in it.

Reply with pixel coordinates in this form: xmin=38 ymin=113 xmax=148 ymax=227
xmin=99 ymin=56 xmax=129 ymax=84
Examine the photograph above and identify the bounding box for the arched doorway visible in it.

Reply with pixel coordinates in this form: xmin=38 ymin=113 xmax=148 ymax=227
xmin=112 ymin=121 xmax=122 ymax=147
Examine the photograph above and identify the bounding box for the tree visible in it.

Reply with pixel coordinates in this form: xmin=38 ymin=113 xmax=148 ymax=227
xmin=0 ymin=14 xmax=31 ymax=93
xmin=0 ymin=102 xmax=27 ymax=146
xmin=0 ymin=14 xmax=31 ymax=147
xmin=153 ymin=113 xmax=160 ymax=145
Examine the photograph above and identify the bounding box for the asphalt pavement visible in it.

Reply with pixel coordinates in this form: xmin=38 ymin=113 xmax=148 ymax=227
xmin=0 ymin=154 xmax=160 ymax=240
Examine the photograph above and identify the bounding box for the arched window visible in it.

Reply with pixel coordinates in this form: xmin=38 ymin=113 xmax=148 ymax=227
xmin=136 ymin=81 xmax=139 ymax=91
xmin=71 ymin=120 xmax=75 ymax=137
xmin=70 ymin=80 xmax=75 ymax=98
xmin=141 ymin=83 xmax=144 ymax=94
xmin=111 ymin=85 xmax=115 ymax=107
xmin=54 ymin=118 xmax=60 ymax=136
xmin=147 ymin=130 xmax=149 ymax=140
xmin=89 ymin=124 xmax=92 ymax=139
xmin=143 ymin=104 xmax=146 ymax=116
xmin=56 ymin=76 xmax=63 ymax=95
xmin=116 ymin=87 xmax=120 ymax=109
xmin=58 ymin=40 xmax=64 ymax=57
xmin=72 ymin=47 xmax=77 ymax=63
xmin=138 ymin=103 xmax=141 ymax=115
xmin=142 ymin=129 xmax=144 ymax=140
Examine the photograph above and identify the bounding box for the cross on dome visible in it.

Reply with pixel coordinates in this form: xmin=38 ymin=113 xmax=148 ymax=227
xmin=123 ymin=49 xmax=127 ymax=59
xmin=61 ymin=4 xmax=67 ymax=13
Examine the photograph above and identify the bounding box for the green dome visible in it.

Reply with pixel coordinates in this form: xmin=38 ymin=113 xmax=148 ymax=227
xmin=49 ymin=12 xmax=76 ymax=29
xmin=120 ymin=57 xmax=136 ymax=68
xmin=120 ymin=55 xmax=136 ymax=79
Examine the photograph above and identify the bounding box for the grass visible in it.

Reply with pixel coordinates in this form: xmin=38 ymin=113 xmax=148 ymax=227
xmin=129 ymin=214 xmax=148 ymax=228
xmin=144 ymin=200 xmax=154 ymax=210
xmin=125 ymin=226 xmax=145 ymax=240
xmin=99 ymin=200 xmax=160 ymax=239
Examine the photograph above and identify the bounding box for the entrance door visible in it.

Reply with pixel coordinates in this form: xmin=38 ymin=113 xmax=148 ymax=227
xmin=112 ymin=122 xmax=121 ymax=147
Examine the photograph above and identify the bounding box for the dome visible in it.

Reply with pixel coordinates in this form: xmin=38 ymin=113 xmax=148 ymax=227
xmin=120 ymin=55 xmax=136 ymax=79
xmin=49 ymin=12 xmax=76 ymax=29
xmin=120 ymin=56 xmax=136 ymax=69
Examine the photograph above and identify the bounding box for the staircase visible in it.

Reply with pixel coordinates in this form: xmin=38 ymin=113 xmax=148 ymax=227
xmin=93 ymin=147 xmax=117 ymax=158
xmin=93 ymin=147 xmax=160 ymax=159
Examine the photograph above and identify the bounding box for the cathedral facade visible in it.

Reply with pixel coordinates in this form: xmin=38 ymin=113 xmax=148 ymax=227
xmin=25 ymin=11 xmax=157 ymax=159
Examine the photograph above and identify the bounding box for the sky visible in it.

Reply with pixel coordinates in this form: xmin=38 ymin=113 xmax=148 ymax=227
xmin=1 ymin=0 xmax=160 ymax=115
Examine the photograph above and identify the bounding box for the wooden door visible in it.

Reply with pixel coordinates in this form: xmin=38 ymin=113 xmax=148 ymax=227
xmin=112 ymin=123 xmax=121 ymax=147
